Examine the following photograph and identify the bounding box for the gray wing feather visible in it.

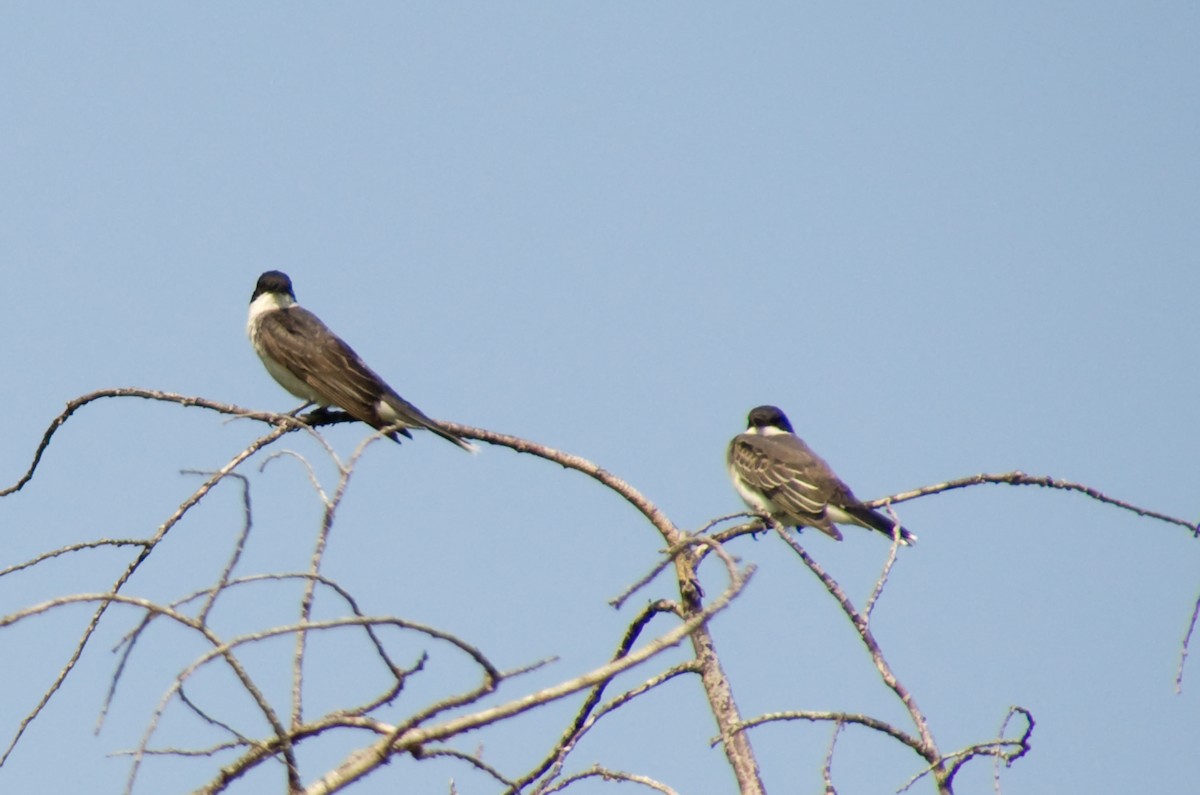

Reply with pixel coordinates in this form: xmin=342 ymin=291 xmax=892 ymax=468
xmin=729 ymin=433 xmax=848 ymax=538
xmin=258 ymin=307 xmax=391 ymax=423
xmin=258 ymin=307 xmax=471 ymax=450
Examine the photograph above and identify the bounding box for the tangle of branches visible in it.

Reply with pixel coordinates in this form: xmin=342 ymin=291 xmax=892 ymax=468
xmin=0 ymin=388 xmax=1196 ymax=794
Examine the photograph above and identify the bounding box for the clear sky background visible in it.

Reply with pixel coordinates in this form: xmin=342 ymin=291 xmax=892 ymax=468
xmin=1 ymin=4 xmax=1198 ymax=794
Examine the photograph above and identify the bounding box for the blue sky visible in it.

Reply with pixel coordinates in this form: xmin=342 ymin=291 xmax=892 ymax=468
xmin=1 ymin=4 xmax=1198 ymax=793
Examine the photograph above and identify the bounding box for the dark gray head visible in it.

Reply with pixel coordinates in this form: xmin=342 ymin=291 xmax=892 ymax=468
xmin=746 ymin=405 xmax=794 ymax=434
xmin=251 ymin=271 xmax=295 ymax=303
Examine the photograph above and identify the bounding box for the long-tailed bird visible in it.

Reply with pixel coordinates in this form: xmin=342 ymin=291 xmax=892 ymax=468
xmin=727 ymin=405 xmax=914 ymax=544
xmin=247 ymin=270 xmax=472 ymax=450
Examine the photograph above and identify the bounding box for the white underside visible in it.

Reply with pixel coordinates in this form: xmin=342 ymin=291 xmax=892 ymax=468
xmin=728 ymin=463 xmax=775 ymax=514
xmin=730 ymin=424 xmax=801 ymax=515
xmin=260 ymin=345 xmax=324 ymax=404
xmin=247 ymin=292 xmax=326 ymax=404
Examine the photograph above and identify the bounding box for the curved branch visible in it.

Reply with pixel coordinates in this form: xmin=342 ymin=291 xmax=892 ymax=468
xmin=540 ymin=765 xmax=679 ymax=795
xmin=530 ymin=661 xmax=702 ymax=795
xmin=929 ymin=705 xmax=1035 ymax=791
xmin=439 ymin=423 xmax=679 ymax=544
xmin=411 ymin=747 xmax=515 ymax=788
xmin=1 ymin=424 xmax=290 ymax=768
xmin=298 ymin=562 xmax=754 ymax=795
xmin=515 ymin=600 xmax=683 ymax=792
xmin=0 ymin=592 xmax=299 ymax=790
xmin=0 ymin=538 xmax=150 ymax=578
xmin=1176 ymin=590 xmax=1200 ymax=692
xmin=439 ymin=421 xmax=764 ymax=794
xmin=0 ymin=388 xmax=308 ymax=497
xmin=103 ymin=570 xmax=414 ymax=740
xmin=875 ymin=470 xmax=1198 ymax=534
xmin=728 ymin=710 xmax=923 ymax=756
xmin=4 ymin=393 xmax=769 ymax=793
xmin=773 ymin=526 xmax=939 ymax=764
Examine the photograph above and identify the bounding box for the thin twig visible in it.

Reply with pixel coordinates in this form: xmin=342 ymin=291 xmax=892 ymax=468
xmin=0 ymin=539 xmax=151 ymax=578
xmin=1176 ymin=591 xmax=1200 ymax=693
xmin=822 ymin=720 xmax=844 ymax=795
xmin=298 ymin=563 xmax=753 ymax=795
xmin=530 ymin=661 xmax=702 ymax=795
xmin=727 ymin=710 xmax=922 ymax=755
xmin=412 ymin=747 xmax=515 ymax=788
xmin=188 ymin=471 xmax=253 ymax=626
xmin=0 ymin=388 xmax=309 ymax=497
xmin=876 ymin=470 xmax=1198 ymax=533
xmin=865 ymin=505 xmax=905 ymax=620
xmin=773 ymin=524 xmax=939 ymax=764
xmin=2 ymin=425 xmax=289 ymax=768
xmin=539 ymin=764 xmax=679 ymax=795
xmin=514 ymin=600 xmax=681 ymax=792
xmin=439 ymin=422 xmax=764 ymax=795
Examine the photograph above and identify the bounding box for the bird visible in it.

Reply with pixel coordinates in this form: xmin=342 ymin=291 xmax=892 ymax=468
xmin=246 ymin=270 xmax=473 ymax=451
xmin=727 ymin=405 xmax=914 ymax=544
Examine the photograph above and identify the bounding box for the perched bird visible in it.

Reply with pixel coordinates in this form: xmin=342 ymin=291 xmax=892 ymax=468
xmin=246 ymin=270 xmax=472 ymax=451
xmin=727 ymin=405 xmax=914 ymax=544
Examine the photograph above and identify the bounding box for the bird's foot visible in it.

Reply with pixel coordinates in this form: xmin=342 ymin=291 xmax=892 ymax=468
xmin=286 ymin=401 xmax=314 ymax=417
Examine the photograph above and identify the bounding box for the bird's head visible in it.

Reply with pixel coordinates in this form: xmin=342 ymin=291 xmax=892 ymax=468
xmin=251 ymin=270 xmax=296 ymax=305
xmin=746 ymin=405 xmax=794 ymax=435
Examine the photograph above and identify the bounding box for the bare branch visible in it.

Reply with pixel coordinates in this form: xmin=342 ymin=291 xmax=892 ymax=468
xmin=0 ymin=539 xmax=151 ymax=578
xmin=440 ymin=422 xmax=765 ymax=795
xmin=438 ymin=423 xmax=680 ymax=544
xmin=299 ymin=563 xmax=753 ymax=795
xmin=728 ymin=710 xmax=922 ymax=755
xmin=822 ymin=721 xmax=844 ymax=795
xmin=9 ymin=392 xmax=1118 ymax=795
xmin=773 ymin=524 xmax=938 ymax=765
xmin=539 ymin=765 xmax=679 ymax=795
xmin=0 ymin=592 xmax=299 ymax=791
xmin=411 ymin=747 xmax=516 ymax=788
xmin=876 ymin=470 xmax=1198 ymax=534
xmin=0 ymin=388 xmax=310 ymax=497
xmin=1177 ymin=590 xmax=1200 ymax=693
xmin=147 ymin=611 xmax=502 ymax=794
xmin=530 ymin=661 xmax=702 ymax=795
xmin=2 ymin=425 xmax=289 ymax=767
xmin=908 ymin=705 xmax=1035 ymax=792
xmin=176 ymin=686 xmax=258 ymax=752
xmin=186 ymin=471 xmax=254 ymax=627
xmin=992 ymin=706 xmax=1035 ymax=790
xmin=515 ymin=600 xmax=683 ymax=792
xmin=865 ymin=504 xmax=905 ymax=620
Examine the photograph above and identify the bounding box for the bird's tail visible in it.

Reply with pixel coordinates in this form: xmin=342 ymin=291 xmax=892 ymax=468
xmin=423 ymin=420 xmax=477 ymax=453
xmin=844 ymin=504 xmax=917 ymax=545
xmin=381 ymin=394 xmax=477 ymax=453
xmin=382 ymin=416 xmax=476 ymax=452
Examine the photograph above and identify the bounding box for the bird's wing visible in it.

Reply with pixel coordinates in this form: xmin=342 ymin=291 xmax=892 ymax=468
xmin=260 ymin=307 xmax=474 ymax=451
xmin=729 ymin=433 xmax=845 ymax=533
xmin=804 ymin=447 xmax=917 ymax=544
xmin=256 ymin=307 xmax=390 ymax=426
